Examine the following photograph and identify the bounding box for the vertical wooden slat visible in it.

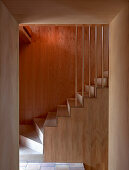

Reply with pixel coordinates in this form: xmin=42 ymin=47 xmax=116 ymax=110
xmin=107 ymin=27 xmax=109 ymax=87
xmin=75 ymin=25 xmax=78 ymax=106
xmin=82 ymin=25 xmax=85 ymax=103
xmin=95 ymin=25 xmax=97 ymax=97
xmin=102 ymin=25 xmax=104 ymax=88
xmin=89 ymin=25 xmax=91 ymax=97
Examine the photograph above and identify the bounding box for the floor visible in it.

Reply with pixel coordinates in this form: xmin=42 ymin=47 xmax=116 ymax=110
xmin=19 ymin=145 xmax=43 ymax=163
xmin=20 ymin=163 xmax=85 ymax=170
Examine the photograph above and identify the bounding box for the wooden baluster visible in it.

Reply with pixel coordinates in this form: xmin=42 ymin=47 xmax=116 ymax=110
xmin=102 ymin=25 xmax=104 ymax=88
xmin=95 ymin=25 xmax=97 ymax=97
xmin=82 ymin=25 xmax=85 ymax=105
xmin=89 ymin=25 xmax=91 ymax=97
xmin=108 ymin=27 xmax=109 ymax=87
xmin=75 ymin=25 xmax=78 ymax=107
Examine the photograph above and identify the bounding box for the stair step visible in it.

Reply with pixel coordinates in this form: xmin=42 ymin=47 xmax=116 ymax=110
xmin=77 ymin=92 xmax=85 ymax=105
xmin=94 ymin=77 xmax=108 ymax=87
xmin=85 ymin=85 xmax=95 ymax=97
xmin=33 ymin=118 xmax=45 ymax=144
xmin=57 ymin=105 xmax=69 ymax=117
xmin=67 ymin=98 xmax=82 ymax=107
xmin=20 ymin=125 xmax=43 ymax=153
xmin=44 ymin=112 xmax=57 ymax=127
xmin=104 ymin=71 xmax=109 ymax=77
xmin=67 ymin=98 xmax=82 ymax=114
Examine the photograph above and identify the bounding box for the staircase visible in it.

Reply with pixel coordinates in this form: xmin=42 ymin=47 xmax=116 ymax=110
xmin=20 ymin=72 xmax=108 ymax=167
xmin=19 ymin=25 xmax=109 ymax=170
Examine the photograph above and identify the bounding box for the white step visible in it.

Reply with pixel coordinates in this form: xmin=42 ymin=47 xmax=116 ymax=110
xmin=20 ymin=125 xmax=43 ymax=154
xmin=57 ymin=105 xmax=69 ymax=117
xmin=44 ymin=112 xmax=57 ymax=127
xmin=94 ymin=77 xmax=108 ymax=87
xmin=33 ymin=118 xmax=45 ymax=144
xmin=85 ymin=85 xmax=95 ymax=97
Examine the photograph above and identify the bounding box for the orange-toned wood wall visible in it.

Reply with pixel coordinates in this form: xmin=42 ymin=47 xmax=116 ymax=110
xmin=19 ymin=25 xmax=109 ymax=124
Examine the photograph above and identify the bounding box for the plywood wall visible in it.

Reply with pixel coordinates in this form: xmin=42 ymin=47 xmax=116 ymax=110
xmin=0 ymin=1 xmax=19 ymax=170
xmin=20 ymin=25 xmax=109 ymax=124
xmin=109 ymin=5 xmax=129 ymax=170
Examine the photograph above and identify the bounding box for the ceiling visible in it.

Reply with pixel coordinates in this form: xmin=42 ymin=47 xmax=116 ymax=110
xmin=2 ymin=0 xmax=127 ymax=24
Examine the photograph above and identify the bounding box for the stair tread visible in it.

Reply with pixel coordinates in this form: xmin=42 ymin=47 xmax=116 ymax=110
xmin=33 ymin=118 xmax=45 ymax=133
xmin=95 ymin=77 xmax=108 ymax=79
xmin=44 ymin=112 xmax=57 ymax=127
xmin=57 ymin=105 xmax=69 ymax=117
xmin=85 ymin=85 xmax=95 ymax=96
xmin=85 ymin=84 xmax=95 ymax=88
xmin=20 ymin=125 xmax=42 ymax=144
xmin=94 ymin=77 xmax=108 ymax=87
xmin=77 ymin=91 xmax=91 ymax=96
xmin=67 ymin=98 xmax=82 ymax=107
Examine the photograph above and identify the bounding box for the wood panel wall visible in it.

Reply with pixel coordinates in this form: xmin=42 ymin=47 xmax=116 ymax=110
xmin=19 ymin=25 xmax=109 ymax=124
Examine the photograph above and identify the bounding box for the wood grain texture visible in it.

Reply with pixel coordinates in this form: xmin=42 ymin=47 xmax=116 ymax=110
xmin=19 ymin=25 xmax=109 ymax=124
xmin=0 ymin=1 xmax=19 ymax=170
xmin=44 ymin=88 xmax=109 ymax=170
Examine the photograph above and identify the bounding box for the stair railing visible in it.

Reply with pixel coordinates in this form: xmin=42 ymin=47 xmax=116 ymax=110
xmin=75 ymin=24 xmax=108 ymax=105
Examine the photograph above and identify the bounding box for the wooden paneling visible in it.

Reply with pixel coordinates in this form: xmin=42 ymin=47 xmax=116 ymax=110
xmin=0 ymin=1 xmax=19 ymax=170
xmin=44 ymin=88 xmax=108 ymax=170
xmin=19 ymin=25 xmax=109 ymax=124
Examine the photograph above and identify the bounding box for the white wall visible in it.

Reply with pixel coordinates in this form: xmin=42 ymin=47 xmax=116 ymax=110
xmin=0 ymin=1 xmax=19 ymax=170
xmin=109 ymin=4 xmax=129 ymax=170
